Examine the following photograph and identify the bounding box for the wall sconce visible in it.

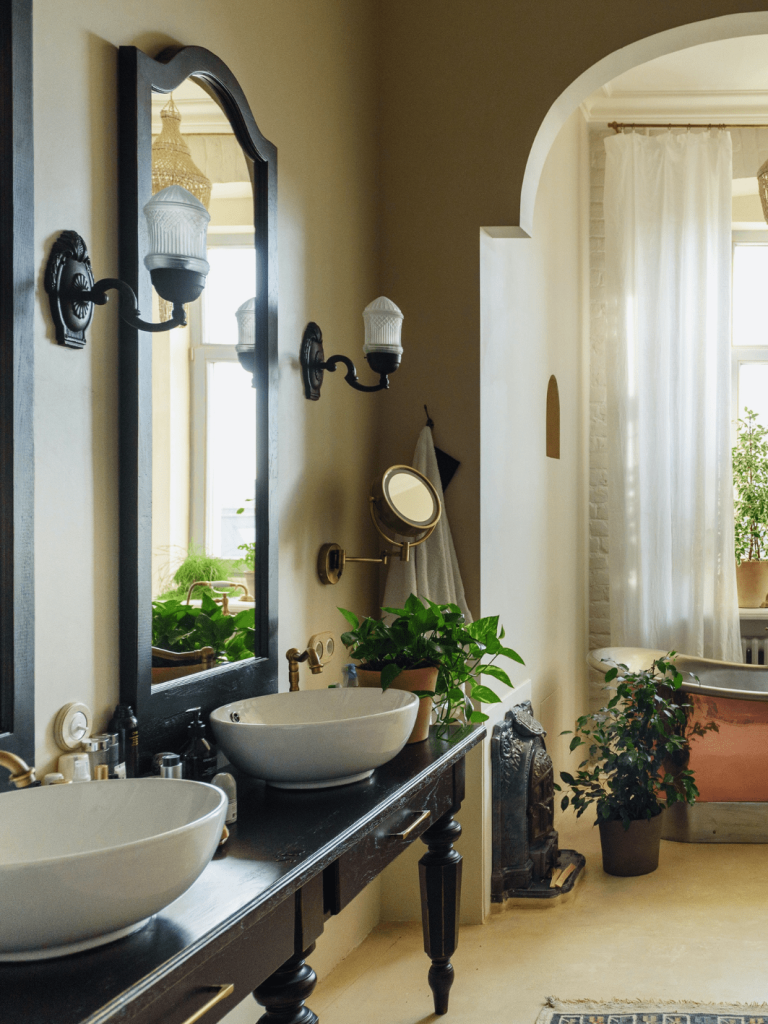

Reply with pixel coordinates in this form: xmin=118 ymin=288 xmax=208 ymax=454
xmin=318 ymin=466 xmax=441 ymax=584
xmin=45 ymin=185 xmax=211 ymax=349
xmin=300 ymin=296 xmax=403 ymax=400
xmin=235 ymin=296 xmax=257 ymax=387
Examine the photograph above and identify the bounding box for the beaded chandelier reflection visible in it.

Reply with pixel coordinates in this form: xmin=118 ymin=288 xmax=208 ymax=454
xmin=300 ymin=297 xmax=404 ymax=400
xmin=152 ymin=94 xmax=212 ymax=321
xmin=44 ymin=185 xmax=211 ymax=349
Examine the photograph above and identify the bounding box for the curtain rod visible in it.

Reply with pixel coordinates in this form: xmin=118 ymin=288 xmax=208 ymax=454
xmin=609 ymin=121 xmax=768 ymax=133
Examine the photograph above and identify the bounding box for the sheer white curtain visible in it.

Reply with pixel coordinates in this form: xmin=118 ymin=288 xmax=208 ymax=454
xmin=604 ymin=130 xmax=742 ymax=661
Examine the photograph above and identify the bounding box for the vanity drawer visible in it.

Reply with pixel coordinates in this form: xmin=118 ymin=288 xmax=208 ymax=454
xmin=325 ymin=767 xmax=456 ymax=915
xmin=138 ymin=900 xmax=294 ymax=1024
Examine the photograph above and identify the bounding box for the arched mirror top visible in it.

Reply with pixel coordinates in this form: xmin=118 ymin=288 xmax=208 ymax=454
xmin=118 ymin=45 xmax=278 ymax=762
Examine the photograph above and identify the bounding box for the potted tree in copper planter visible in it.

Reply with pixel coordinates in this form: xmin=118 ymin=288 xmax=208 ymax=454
xmin=733 ymin=408 xmax=768 ymax=607
xmin=558 ymin=654 xmax=710 ymax=876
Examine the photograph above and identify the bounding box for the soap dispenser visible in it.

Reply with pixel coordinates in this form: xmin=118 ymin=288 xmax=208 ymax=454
xmin=181 ymin=707 xmax=218 ymax=782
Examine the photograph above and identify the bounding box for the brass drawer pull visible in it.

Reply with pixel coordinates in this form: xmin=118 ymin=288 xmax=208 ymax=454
xmin=180 ymin=984 xmax=235 ymax=1024
xmin=390 ymin=808 xmax=430 ymax=840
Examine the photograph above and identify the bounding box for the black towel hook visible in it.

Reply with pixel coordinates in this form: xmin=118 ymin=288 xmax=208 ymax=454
xmin=424 ymin=404 xmax=435 ymax=429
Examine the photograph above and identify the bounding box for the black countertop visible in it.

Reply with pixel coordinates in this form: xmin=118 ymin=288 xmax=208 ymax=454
xmin=1 ymin=726 xmax=485 ymax=1024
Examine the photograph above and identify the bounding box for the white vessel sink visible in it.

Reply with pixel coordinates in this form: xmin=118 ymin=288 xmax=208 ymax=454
xmin=0 ymin=778 xmax=226 ymax=961
xmin=210 ymin=688 xmax=419 ymax=789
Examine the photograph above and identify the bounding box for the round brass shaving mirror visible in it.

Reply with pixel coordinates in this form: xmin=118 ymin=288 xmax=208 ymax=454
xmin=318 ymin=466 xmax=442 ymax=585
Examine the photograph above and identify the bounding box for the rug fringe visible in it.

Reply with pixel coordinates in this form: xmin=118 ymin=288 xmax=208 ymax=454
xmin=536 ymin=997 xmax=768 ymax=1022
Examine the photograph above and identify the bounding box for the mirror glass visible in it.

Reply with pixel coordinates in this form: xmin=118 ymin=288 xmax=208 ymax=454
xmin=150 ymin=78 xmax=257 ymax=670
xmin=383 ymin=467 xmax=439 ymax=527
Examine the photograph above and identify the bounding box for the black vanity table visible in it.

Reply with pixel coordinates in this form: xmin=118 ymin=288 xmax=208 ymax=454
xmin=1 ymin=726 xmax=484 ymax=1024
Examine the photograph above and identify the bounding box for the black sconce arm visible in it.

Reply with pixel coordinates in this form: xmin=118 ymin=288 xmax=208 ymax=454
xmin=300 ymin=321 xmax=401 ymax=400
xmin=322 ymin=353 xmax=389 ymax=393
xmin=83 ymin=278 xmax=186 ymax=333
xmin=45 ymin=230 xmax=188 ymax=350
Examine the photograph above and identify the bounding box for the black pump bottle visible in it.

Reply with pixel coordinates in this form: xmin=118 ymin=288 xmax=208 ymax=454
xmin=182 ymin=707 xmax=218 ymax=782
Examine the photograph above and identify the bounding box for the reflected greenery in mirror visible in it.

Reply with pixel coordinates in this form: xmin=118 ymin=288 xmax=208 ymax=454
xmin=118 ymin=45 xmax=277 ymax=761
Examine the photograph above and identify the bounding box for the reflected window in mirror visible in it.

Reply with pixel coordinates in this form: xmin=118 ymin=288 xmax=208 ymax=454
xmin=149 ymin=79 xmax=257 ymax=606
xmin=118 ymin=45 xmax=277 ymax=760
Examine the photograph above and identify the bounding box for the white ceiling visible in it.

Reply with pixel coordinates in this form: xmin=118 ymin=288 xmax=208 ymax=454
xmin=583 ymin=35 xmax=768 ymax=123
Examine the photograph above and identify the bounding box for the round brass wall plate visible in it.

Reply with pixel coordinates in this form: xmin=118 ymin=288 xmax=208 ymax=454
xmin=301 ymin=322 xmax=325 ymax=401
xmin=371 ymin=465 xmax=441 ymax=538
xmin=318 ymin=543 xmax=344 ymax=585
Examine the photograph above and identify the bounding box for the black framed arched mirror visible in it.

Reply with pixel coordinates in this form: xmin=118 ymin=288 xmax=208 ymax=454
xmin=118 ymin=46 xmax=277 ymax=763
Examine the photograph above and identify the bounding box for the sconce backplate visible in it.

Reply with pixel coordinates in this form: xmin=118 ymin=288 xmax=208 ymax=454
xmin=318 ymin=542 xmax=344 ymax=585
xmin=44 ymin=230 xmax=95 ymax=348
xmin=301 ymin=322 xmax=324 ymax=400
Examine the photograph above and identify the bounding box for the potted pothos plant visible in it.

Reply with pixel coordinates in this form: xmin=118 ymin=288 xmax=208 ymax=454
xmin=339 ymin=594 xmax=523 ymax=743
xmin=152 ymin=591 xmax=255 ymax=684
xmin=558 ymin=653 xmax=712 ymax=877
xmin=733 ymin=408 xmax=768 ymax=607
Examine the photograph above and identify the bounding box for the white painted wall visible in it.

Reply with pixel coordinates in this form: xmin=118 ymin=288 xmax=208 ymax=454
xmin=478 ymin=106 xmax=591 ymax=902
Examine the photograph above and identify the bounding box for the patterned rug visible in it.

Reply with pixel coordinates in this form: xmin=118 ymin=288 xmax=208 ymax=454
xmin=536 ymin=999 xmax=768 ymax=1024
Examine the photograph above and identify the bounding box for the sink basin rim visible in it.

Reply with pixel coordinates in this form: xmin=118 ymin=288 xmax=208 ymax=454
xmin=0 ymin=778 xmax=226 ymax=870
xmin=210 ymin=688 xmax=418 ymax=729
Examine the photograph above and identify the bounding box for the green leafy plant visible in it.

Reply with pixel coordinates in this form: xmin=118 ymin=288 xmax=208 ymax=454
xmin=156 ymin=542 xmax=247 ymax=601
xmin=339 ymin=594 xmax=524 ymax=740
xmin=152 ymin=591 xmax=255 ymax=663
xmin=558 ymin=654 xmax=714 ymax=830
xmin=733 ymin=407 xmax=768 ymax=563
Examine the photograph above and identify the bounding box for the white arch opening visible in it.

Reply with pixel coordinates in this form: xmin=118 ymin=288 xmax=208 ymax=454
xmin=520 ymin=11 xmax=768 ymax=237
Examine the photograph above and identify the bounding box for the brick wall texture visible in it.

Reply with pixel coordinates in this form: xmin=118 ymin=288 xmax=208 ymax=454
xmin=589 ymin=129 xmax=612 ymax=708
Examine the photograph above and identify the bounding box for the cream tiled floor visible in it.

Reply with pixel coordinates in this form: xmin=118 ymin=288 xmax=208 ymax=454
xmin=312 ymin=813 xmax=768 ymax=1023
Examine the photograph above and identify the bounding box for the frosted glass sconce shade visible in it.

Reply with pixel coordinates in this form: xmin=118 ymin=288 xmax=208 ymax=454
xmin=300 ymin=295 xmax=404 ymax=400
xmin=363 ymin=297 xmax=403 ymax=357
xmin=235 ymin=297 xmax=257 ymax=386
xmin=143 ymin=185 xmax=210 ymax=306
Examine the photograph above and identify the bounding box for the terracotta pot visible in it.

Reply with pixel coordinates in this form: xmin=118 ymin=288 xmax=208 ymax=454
xmin=598 ymin=812 xmax=663 ymax=876
xmin=357 ymin=666 xmax=438 ymax=744
xmin=736 ymin=561 xmax=768 ymax=608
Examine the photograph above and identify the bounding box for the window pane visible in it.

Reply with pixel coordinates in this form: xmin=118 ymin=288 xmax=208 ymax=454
xmin=733 ymin=244 xmax=768 ymax=347
xmin=738 ymin=362 xmax=768 ymax=430
xmin=202 ymin=247 xmax=256 ymax=346
xmin=206 ymin=360 xmax=256 ymax=558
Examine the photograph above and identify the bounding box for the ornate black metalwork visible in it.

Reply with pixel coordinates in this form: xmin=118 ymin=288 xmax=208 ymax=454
xmin=491 ymin=700 xmax=583 ymax=901
xmin=44 ymin=231 xmax=187 ymax=349
xmin=300 ymin=321 xmax=398 ymax=399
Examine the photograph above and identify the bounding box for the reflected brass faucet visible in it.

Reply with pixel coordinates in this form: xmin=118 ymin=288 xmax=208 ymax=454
xmin=0 ymin=750 xmax=37 ymax=788
xmin=286 ymin=647 xmax=323 ymax=692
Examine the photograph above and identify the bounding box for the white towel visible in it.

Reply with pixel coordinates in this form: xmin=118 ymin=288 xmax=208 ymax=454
xmin=381 ymin=426 xmax=472 ymax=622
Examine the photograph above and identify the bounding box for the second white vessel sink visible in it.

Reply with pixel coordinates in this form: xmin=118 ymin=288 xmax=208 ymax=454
xmin=210 ymin=688 xmax=419 ymax=788
xmin=0 ymin=778 xmax=226 ymax=961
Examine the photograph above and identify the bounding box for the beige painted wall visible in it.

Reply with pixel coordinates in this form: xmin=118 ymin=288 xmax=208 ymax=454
xmin=33 ymin=0 xmax=382 ymax=994
xmin=27 ymin=0 xmax=768 ymax=1006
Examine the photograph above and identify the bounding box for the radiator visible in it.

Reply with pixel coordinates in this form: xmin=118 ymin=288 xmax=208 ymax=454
xmin=741 ymin=635 xmax=768 ymax=665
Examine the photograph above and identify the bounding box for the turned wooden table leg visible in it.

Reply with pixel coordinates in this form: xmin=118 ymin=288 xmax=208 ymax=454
xmin=254 ymin=943 xmax=318 ymax=1024
xmin=419 ymin=811 xmax=462 ymax=1015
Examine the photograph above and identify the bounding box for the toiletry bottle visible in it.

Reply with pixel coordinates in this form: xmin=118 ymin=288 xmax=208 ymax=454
xmin=212 ymin=772 xmax=238 ymax=824
xmin=181 ymin=707 xmax=218 ymax=782
xmin=58 ymin=752 xmax=91 ymax=783
xmin=108 ymin=704 xmax=139 ymax=778
xmin=160 ymin=753 xmax=182 ymax=779
xmin=342 ymin=663 xmax=358 ymax=687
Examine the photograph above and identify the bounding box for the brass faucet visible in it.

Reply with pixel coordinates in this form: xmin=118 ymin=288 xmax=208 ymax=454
xmin=286 ymin=647 xmax=323 ymax=692
xmin=0 ymin=750 xmax=37 ymax=788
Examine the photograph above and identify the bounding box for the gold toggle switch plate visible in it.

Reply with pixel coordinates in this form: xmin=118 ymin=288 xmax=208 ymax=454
xmin=307 ymin=632 xmax=336 ymax=665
